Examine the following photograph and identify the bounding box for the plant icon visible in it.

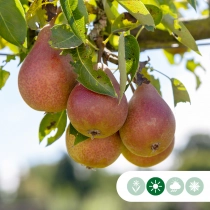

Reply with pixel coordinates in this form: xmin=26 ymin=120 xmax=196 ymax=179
xmin=127 ymin=177 xmax=145 ymax=196
xmin=132 ymin=180 xmax=141 ymax=192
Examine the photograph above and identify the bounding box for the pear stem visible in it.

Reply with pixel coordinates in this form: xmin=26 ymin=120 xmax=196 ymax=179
xmin=103 ymin=34 xmax=112 ymax=45
xmin=135 ymin=26 xmax=145 ymax=39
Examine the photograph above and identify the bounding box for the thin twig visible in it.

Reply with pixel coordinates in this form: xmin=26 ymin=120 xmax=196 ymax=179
xmin=96 ymin=36 xmax=105 ymax=63
xmin=152 ymin=69 xmax=171 ymax=80
xmin=103 ymin=48 xmax=118 ymax=65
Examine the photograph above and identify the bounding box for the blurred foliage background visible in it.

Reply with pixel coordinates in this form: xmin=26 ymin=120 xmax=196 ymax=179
xmin=1 ymin=133 xmax=210 ymax=210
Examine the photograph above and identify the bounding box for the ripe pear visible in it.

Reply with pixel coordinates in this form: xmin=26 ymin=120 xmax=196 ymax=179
xmin=66 ymin=126 xmax=122 ymax=168
xmin=122 ymin=137 xmax=174 ymax=167
xmin=18 ymin=23 xmax=77 ymax=112
xmin=67 ymin=66 xmax=128 ymax=139
xmin=119 ymin=83 xmax=176 ymax=157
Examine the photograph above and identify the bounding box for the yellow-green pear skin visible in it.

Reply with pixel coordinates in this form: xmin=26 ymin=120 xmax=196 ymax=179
xmin=122 ymin=137 xmax=175 ymax=167
xmin=66 ymin=127 xmax=122 ymax=168
xmin=67 ymin=66 xmax=128 ymax=139
xmin=18 ymin=24 xmax=77 ymax=112
xmin=119 ymin=83 xmax=176 ymax=157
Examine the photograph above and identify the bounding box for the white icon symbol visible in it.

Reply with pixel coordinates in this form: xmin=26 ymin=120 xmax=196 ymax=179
xmin=170 ymin=180 xmax=181 ymax=192
xmin=132 ymin=180 xmax=141 ymax=193
xmin=189 ymin=181 xmax=200 ymax=192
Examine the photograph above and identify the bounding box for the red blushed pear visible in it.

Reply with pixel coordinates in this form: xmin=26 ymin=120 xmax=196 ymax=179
xmin=66 ymin=126 xmax=122 ymax=168
xmin=67 ymin=65 xmax=128 ymax=139
xmin=122 ymin=137 xmax=175 ymax=167
xmin=119 ymin=83 xmax=176 ymax=157
xmin=18 ymin=23 xmax=77 ymax=112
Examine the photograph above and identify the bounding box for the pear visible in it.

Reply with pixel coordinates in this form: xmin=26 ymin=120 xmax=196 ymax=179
xmin=122 ymin=137 xmax=175 ymax=167
xmin=66 ymin=126 xmax=122 ymax=168
xmin=18 ymin=23 xmax=77 ymax=112
xmin=67 ymin=66 xmax=128 ymax=139
xmin=119 ymin=83 xmax=176 ymax=157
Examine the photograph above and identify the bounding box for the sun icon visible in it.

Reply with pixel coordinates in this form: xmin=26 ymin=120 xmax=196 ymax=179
xmin=147 ymin=177 xmax=165 ymax=195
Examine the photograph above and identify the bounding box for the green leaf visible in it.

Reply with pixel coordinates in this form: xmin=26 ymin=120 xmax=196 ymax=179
xmin=118 ymin=33 xmax=127 ymax=102
xmin=5 ymin=55 xmax=16 ymax=63
xmin=69 ymin=123 xmax=89 ymax=146
xmin=123 ymin=35 xmax=140 ymax=90
xmin=141 ymin=0 xmax=163 ymax=25
xmin=26 ymin=0 xmax=48 ymax=30
xmin=186 ymin=59 xmax=206 ymax=73
xmin=161 ymin=14 xmax=200 ymax=54
xmin=39 ymin=110 xmax=67 ymax=146
xmin=186 ymin=59 xmax=206 ymax=90
xmin=50 ymin=24 xmax=83 ymax=49
xmin=67 ymin=44 xmax=117 ymax=97
xmin=0 ymin=0 xmax=27 ymax=46
xmin=0 ymin=67 xmax=10 ymax=90
xmin=195 ymin=75 xmax=201 ymax=90
xmin=187 ymin=0 xmax=197 ymax=11
xmin=171 ymin=78 xmax=191 ymax=106
xmin=102 ymin=0 xmax=119 ymax=22
xmin=60 ymin=0 xmax=88 ymax=43
xmin=174 ymin=2 xmax=188 ymax=10
xmin=159 ymin=0 xmax=178 ymax=17
xmin=116 ymin=0 xmax=155 ymax=27
xmin=111 ymin=13 xmax=141 ymax=33
xmin=124 ymin=35 xmax=140 ymax=75
xmin=0 ymin=37 xmax=6 ymax=49
xmin=144 ymin=25 xmax=155 ymax=31
xmin=163 ymin=49 xmax=175 ymax=64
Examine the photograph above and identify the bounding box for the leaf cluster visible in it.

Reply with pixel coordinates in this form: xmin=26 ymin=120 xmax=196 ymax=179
xmin=0 ymin=0 xmax=203 ymax=145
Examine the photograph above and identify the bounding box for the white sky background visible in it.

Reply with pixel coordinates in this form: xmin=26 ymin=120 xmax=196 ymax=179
xmin=0 ymin=2 xmax=210 ymax=192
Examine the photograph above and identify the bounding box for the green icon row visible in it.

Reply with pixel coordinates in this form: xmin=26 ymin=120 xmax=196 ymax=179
xmin=127 ymin=177 xmax=204 ymax=196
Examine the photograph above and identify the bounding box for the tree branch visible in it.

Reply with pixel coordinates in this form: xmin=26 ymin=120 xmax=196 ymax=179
xmin=131 ymin=17 xmax=210 ymax=50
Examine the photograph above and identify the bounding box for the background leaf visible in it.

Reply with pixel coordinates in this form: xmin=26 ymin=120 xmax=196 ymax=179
xmin=161 ymin=14 xmax=200 ymax=54
xmin=60 ymin=0 xmax=88 ymax=43
xmin=69 ymin=123 xmax=89 ymax=146
xmin=39 ymin=111 xmax=67 ymax=146
xmin=141 ymin=0 xmax=163 ymax=25
xmin=67 ymin=45 xmax=117 ymax=97
xmin=50 ymin=24 xmax=82 ymax=49
xmin=171 ymin=78 xmax=191 ymax=106
xmin=0 ymin=67 xmax=10 ymax=90
xmin=102 ymin=0 xmax=119 ymax=22
xmin=186 ymin=59 xmax=206 ymax=90
xmin=26 ymin=0 xmax=48 ymax=30
xmin=118 ymin=33 xmax=127 ymax=101
xmin=0 ymin=0 xmax=27 ymax=46
xmin=116 ymin=0 xmax=155 ymax=27
xmin=111 ymin=13 xmax=141 ymax=33
xmin=187 ymin=0 xmax=197 ymax=10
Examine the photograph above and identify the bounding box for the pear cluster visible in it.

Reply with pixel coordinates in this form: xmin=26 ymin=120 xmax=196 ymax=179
xmin=66 ymin=82 xmax=175 ymax=169
xmin=18 ymin=24 xmax=176 ymax=169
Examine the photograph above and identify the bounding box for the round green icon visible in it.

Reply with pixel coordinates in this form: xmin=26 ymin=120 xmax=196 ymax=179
xmin=127 ymin=177 xmax=145 ymax=196
xmin=185 ymin=177 xmax=204 ymax=196
xmin=166 ymin=177 xmax=184 ymax=196
xmin=146 ymin=177 xmax=165 ymax=196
